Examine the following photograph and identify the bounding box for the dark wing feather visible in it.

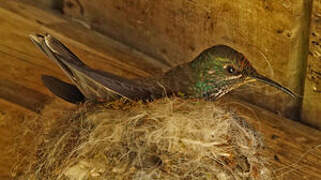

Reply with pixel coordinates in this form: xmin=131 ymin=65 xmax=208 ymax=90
xmin=41 ymin=75 xmax=85 ymax=104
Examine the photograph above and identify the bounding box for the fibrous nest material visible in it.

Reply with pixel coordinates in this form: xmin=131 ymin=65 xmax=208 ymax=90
xmin=15 ymin=97 xmax=271 ymax=179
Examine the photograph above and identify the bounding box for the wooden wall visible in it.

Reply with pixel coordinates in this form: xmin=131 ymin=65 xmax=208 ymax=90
xmin=61 ymin=0 xmax=312 ymax=121
xmin=0 ymin=1 xmax=164 ymax=179
xmin=302 ymin=1 xmax=321 ymax=128
xmin=18 ymin=0 xmax=321 ymax=127
xmin=0 ymin=0 xmax=168 ymax=113
xmin=4 ymin=0 xmax=321 ymax=126
xmin=1 ymin=0 xmax=320 ymax=124
xmin=0 ymin=1 xmax=321 ymax=179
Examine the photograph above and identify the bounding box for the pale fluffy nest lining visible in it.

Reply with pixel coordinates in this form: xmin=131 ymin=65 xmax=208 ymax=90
xmin=17 ymin=97 xmax=271 ymax=179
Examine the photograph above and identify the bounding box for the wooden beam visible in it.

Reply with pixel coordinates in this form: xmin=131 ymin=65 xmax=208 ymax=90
xmin=301 ymin=1 xmax=321 ymax=129
xmin=0 ymin=0 xmax=168 ymax=77
xmin=0 ymin=98 xmax=75 ymax=180
xmin=2 ymin=95 xmax=321 ymax=179
xmin=0 ymin=99 xmax=35 ymax=180
xmin=0 ymin=79 xmax=51 ymax=113
xmin=62 ymin=0 xmax=313 ymax=120
xmin=0 ymin=1 xmax=320 ymax=179
xmin=221 ymin=96 xmax=321 ymax=179
xmin=0 ymin=0 xmax=169 ymax=112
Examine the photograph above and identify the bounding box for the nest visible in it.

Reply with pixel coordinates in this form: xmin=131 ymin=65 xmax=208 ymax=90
xmin=14 ymin=97 xmax=271 ymax=179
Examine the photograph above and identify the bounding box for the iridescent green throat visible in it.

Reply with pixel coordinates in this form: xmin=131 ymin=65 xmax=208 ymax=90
xmin=191 ymin=54 xmax=235 ymax=98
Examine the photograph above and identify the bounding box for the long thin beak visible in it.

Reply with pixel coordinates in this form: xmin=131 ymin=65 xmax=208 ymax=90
xmin=249 ymin=73 xmax=296 ymax=98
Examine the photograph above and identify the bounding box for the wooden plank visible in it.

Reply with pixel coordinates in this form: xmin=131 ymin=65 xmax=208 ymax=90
xmin=20 ymin=0 xmax=62 ymax=10
xmin=0 ymin=0 xmax=169 ymax=112
xmin=63 ymin=0 xmax=312 ymax=120
xmin=301 ymin=1 xmax=321 ymax=129
xmin=0 ymin=0 xmax=168 ymax=76
xmin=0 ymin=98 xmax=75 ymax=179
xmin=0 ymin=1 xmax=319 ymax=178
xmin=0 ymin=79 xmax=51 ymax=113
xmin=0 ymin=99 xmax=36 ymax=180
xmin=0 ymin=3 xmax=168 ymax=177
xmin=221 ymin=96 xmax=321 ymax=179
xmin=1 ymin=95 xmax=321 ymax=179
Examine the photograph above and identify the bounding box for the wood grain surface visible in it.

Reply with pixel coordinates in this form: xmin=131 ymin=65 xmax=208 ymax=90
xmin=62 ymin=0 xmax=312 ymax=120
xmin=0 ymin=1 xmax=320 ymax=179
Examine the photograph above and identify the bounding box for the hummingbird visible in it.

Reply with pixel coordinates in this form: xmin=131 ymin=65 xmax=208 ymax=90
xmin=29 ymin=33 xmax=295 ymax=104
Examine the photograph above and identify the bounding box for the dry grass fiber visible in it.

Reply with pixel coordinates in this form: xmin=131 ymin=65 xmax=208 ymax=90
xmin=12 ymin=97 xmax=271 ymax=179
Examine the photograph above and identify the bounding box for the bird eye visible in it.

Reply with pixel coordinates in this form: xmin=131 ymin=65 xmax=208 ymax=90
xmin=225 ymin=65 xmax=237 ymax=74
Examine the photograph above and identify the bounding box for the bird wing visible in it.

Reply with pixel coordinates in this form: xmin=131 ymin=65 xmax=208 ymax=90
xmin=30 ymin=33 xmax=153 ymax=103
xmin=41 ymin=75 xmax=85 ymax=104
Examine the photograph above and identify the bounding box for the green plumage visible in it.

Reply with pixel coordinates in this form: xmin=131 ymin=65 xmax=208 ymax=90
xmin=150 ymin=46 xmax=249 ymax=99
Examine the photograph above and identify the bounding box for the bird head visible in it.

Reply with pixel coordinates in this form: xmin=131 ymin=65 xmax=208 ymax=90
xmin=192 ymin=45 xmax=296 ymax=99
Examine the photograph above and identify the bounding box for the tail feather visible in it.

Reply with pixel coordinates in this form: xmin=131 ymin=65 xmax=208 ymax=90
xmin=30 ymin=33 xmax=155 ymax=103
